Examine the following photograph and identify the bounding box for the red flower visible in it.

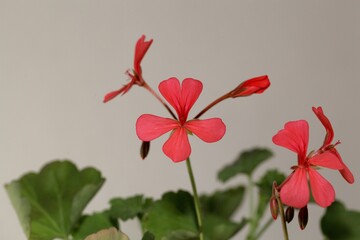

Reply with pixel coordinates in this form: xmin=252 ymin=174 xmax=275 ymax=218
xmin=229 ymin=75 xmax=270 ymax=97
xmin=136 ymin=77 xmax=226 ymax=162
xmin=103 ymin=35 xmax=153 ymax=103
xmin=272 ymin=107 xmax=352 ymax=208
xmin=312 ymin=106 xmax=354 ymax=183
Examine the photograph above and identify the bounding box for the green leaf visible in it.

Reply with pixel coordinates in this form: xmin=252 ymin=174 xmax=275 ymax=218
xmin=218 ymin=148 xmax=273 ymax=182
xmin=200 ymin=186 xmax=245 ymax=219
xmin=84 ymin=227 xmax=129 ymax=240
xmin=141 ymin=231 xmax=155 ymax=240
xmin=163 ymin=230 xmax=198 ymax=240
xmin=5 ymin=160 xmax=105 ymax=240
xmin=256 ymin=169 xmax=286 ymax=219
xmin=321 ymin=200 xmax=360 ymax=240
xmin=203 ymin=215 xmax=247 ymax=240
xmin=72 ymin=211 xmax=118 ymax=240
xmin=141 ymin=190 xmax=198 ymax=239
xmin=110 ymin=195 xmax=152 ymax=221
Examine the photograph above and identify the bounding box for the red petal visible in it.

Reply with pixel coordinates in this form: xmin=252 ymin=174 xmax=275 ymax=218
xmin=136 ymin=114 xmax=179 ymax=141
xmin=308 ymin=151 xmax=344 ymax=170
xmin=280 ymin=168 xmax=309 ymax=208
xmin=331 ymin=149 xmax=355 ymax=183
xmin=133 ymin=35 xmax=153 ymax=75
xmin=103 ymin=85 xmax=129 ymax=103
xmin=163 ymin=127 xmax=191 ymax=162
xmin=312 ymin=106 xmax=334 ymax=147
xmin=308 ymin=168 xmax=335 ymax=207
xmin=159 ymin=78 xmax=182 ymax=117
xmin=272 ymin=120 xmax=309 ymax=158
xmin=185 ymin=118 xmax=226 ymax=143
xmin=180 ymin=78 xmax=203 ymax=120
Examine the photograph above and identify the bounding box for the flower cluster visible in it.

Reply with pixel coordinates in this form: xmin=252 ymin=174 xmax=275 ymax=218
xmin=272 ymin=107 xmax=354 ymax=209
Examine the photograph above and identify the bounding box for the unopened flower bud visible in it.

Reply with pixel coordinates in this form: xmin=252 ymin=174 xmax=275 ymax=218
xmin=270 ymin=196 xmax=279 ymax=220
xmin=285 ymin=206 xmax=294 ymax=223
xmin=298 ymin=205 xmax=308 ymax=230
xmin=140 ymin=141 xmax=150 ymax=159
xmin=229 ymin=75 xmax=270 ymax=98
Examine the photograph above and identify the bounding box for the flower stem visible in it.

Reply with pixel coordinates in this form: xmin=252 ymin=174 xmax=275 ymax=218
xmin=274 ymin=188 xmax=289 ymax=240
xmin=186 ymin=158 xmax=204 ymax=240
xmin=142 ymin=81 xmax=177 ymax=120
xmin=194 ymin=93 xmax=230 ymax=119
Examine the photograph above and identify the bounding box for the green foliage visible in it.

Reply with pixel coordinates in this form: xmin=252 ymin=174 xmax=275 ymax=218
xmin=141 ymin=231 xmax=155 ymax=240
xmin=218 ymin=148 xmax=273 ymax=182
xmin=200 ymin=186 xmax=245 ymax=219
xmin=5 ymin=160 xmax=105 ymax=240
xmin=256 ymin=169 xmax=286 ymax=219
xmin=109 ymin=195 xmax=153 ymax=221
xmin=72 ymin=212 xmax=118 ymax=240
xmin=321 ymin=200 xmax=360 ymax=240
xmin=84 ymin=227 xmax=129 ymax=240
xmin=141 ymin=191 xmax=198 ymax=239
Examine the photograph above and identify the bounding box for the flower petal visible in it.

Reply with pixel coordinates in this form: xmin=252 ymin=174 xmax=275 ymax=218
xmin=180 ymin=78 xmax=203 ymax=120
xmin=330 ymin=148 xmax=354 ymax=184
xmin=159 ymin=78 xmax=182 ymax=117
xmin=280 ymin=168 xmax=309 ymax=208
xmin=272 ymin=120 xmax=309 ymax=159
xmin=312 ymin=106 xmax=334 ymax=147
xmin=308 ymin=168 xmax=335 ymax=208
xmin=185 ymin=118 xmax=226 ymax=143
xmin=136 ymin=114 xmax=179 ymax=141
xmin=103 ymin=84 xmax=130 ymax=103
xmin=308 ymin=151 xmax=344 ymax=170
xmin=134 ymin=35 xmax=153 ymax=75
xmin=163 ymin=127 xmax=191 ymax=162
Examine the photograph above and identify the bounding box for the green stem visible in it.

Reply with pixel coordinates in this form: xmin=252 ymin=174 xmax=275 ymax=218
xmin=275 ymin=189 xmax=289 ymax=240
xmin=246 ymin=175 xmax=257 ymax=240
xmin=186 ymin=158 xmax=204 ymax=240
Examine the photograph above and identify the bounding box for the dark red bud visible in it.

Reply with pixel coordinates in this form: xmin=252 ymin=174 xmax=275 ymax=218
xmin=140 ymin=141 xmax=150 ymax=159
xmin=285 ymin=206 xmax=295 ymax=223
xmin=270 ymin=196 xmax=279 ymax=220
xmin=298 ymin=205 xmax=309 ymax=230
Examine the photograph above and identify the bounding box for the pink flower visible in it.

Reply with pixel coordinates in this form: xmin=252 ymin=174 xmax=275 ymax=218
xmin=136 ymin=77 xmax=226 ymax=162
xmin=272 ymin=107 xmax=352 ymax=208
xmin=312 ymin=107 xmax=354 ymax=183
xmin=103 ymin=35 xmax=153 ymax=103
xmin=229 ymin=75 xmax=270 ymax=97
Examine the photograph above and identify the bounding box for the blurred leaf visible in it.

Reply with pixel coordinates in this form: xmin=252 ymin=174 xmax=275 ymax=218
xmin=321 ymin=200 xmax=360 ymax=240
xmin=5 ymin=160 xmax=105 ymax=240
xmin=256 ymin=169 xmax=286 ymax=219
xmin=110 ymin=195 xmax=152 ymax=221
xmin=141 ymin=190 xmax=198 ymax=239
xmin=218 ymin=148 xmax=273 ymax=182
xmin=200 ymin=186 xmax=245 ymax=219
xmin=72 ymin=211 xmax=118 ymax=240
xmin=203 ymin=215 xmax=247 ymax=240
xmin=163 ymin=230 xmax=198 ymax=240
xmin=141 ymin=231 xmax=155 ymax=240
xmin=84 ymin=227 xmax=129 ymax=240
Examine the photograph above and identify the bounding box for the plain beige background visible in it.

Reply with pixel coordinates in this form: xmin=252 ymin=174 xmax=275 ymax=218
xmin=1 ymin=1 xmax=359 ymax=239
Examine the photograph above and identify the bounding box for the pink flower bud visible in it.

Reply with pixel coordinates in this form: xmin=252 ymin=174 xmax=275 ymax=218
xmin=229 ymin=75 xmax=270 ymax=98
xmin=270 ymin=196 xmax=279 ymax=220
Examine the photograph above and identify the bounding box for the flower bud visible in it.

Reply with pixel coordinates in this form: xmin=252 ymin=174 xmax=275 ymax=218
xmin=229 ymin=75 xmax=270 ymax=98
xmin=298 ymin=205 xmax=308 ymax=230
xmin=140 ymin=141 xmax=150 ymax=159
xmin=285 ymin=206 xmax=294 ymax=223
xmin=270 ymin=196 xmax=279 ymax=220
